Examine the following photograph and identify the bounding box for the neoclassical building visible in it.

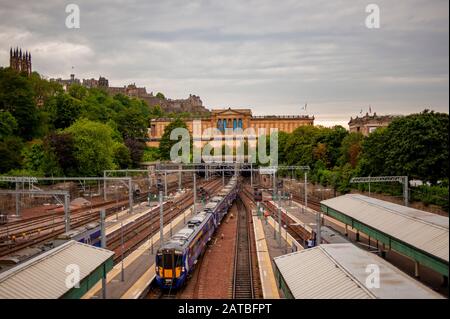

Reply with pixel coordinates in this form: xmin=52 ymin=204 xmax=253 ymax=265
xmin=348 ymin=113 xmax=400 ymax=136
xmin=148 ymin=108 xmax=314 ymax=147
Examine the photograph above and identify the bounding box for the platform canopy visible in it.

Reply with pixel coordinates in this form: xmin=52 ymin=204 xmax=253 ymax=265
xmin=320 ymin=194 xmax=449 ymax=276
xmin=0 ymin=240 xmax=114 ymax=299
xmin=273 ymin=244 xmax=444 ymax=299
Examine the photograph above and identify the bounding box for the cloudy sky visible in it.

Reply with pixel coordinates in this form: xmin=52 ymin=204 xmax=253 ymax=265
xmin=0 ymin=0 xmax=448 ymax=126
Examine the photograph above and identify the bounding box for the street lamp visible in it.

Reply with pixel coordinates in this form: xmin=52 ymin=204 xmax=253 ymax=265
xmin=121 ymin=221 xmax=125 ymax=281
xmin=120 ymin=220 xmax=135 ymax=282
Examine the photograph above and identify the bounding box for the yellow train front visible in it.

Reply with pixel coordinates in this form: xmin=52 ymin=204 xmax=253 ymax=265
xmin=155 ymin=175 xmax=238 ymax=290
xmin=155 ymin=247 xmax=187 ymax=289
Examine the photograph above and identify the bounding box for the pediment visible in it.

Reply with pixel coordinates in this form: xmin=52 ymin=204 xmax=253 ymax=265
xmin=212 ymin=108 xmax=252 ymax=116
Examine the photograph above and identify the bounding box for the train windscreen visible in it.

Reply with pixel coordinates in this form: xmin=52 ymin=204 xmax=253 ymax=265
xmin=162 ymin=253 xmax=173 ymax=269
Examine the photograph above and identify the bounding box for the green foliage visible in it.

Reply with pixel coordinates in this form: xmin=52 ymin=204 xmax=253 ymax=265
xmin=124 ymin=138 xmax=145 ymax=167
xmin=411 ymin=185 xmax=449 ymax=211
xmin=114 ymin=105 xmax=149 ymax=139
xmin=0 ymin=136 xmax=23 ymax=173
xmin=68 ymin=84 xmax=88 ymax=100
xmin=22 ymin=140 xmax=45 ymax=173
xmin=276 ymin=111 xmax=448 ymax=210
xmin=43 ymin=132 xmax=75 ymax=176
xmin=0 ymin=67 xmax=38 ymax=139
xmin=29 ymin=72 xmax=63 ymax=105
xmin=284 ymin=125 xmax=322 ymax=166
xmin=358 ymin=110 xmax=449 ymax=184
xmin=159 ymin=118 xmax=189 ymax=160
xmin=21 ymin=139 xmax=62 ymax=176
xmin=142 ymin=147 xmax=160 ymax=162
xmin=338 ymin=132 xmax=364 ymax=168
xmin=113 ymin=142 xmax=132 ymax=168
xmin=149 ymin=105 xmax=164 ymax=118
xmin=0 ymin=110 xmax=18 ymax=139
xmin=45 ymin=93 xmax=82 ymax=129
xmin=65 ymin=119 xmax=116 ymax=176
xmin=156 ymin=92 xmax=165 ymax=99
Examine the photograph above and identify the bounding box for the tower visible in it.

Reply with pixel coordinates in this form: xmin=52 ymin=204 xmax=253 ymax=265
xmin=9 ymin=47 xmax=32 ymax=76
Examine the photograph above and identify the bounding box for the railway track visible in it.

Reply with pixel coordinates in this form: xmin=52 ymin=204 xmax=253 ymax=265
xmin=0 ymin=177 xmax=194 ymax=237
xmin=232 ymin=197 xmax=255 ymax=299
xmin=0 ymin=180 xmax=194 ymax=257
xmin=291 ymin=193 xmax=322 ymax=211
xmin=109 ymin=178 xmax=224 ymax=263
xmin=242 ymin=185 xmax=311 ymax=247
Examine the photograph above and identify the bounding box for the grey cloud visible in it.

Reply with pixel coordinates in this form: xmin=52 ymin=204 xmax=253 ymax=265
xmin=0 ymin=0 xmax=448 ymax=125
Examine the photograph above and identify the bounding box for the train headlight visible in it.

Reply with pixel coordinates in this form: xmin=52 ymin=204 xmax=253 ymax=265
xmin=181 ymin=267 xmax=185 ymax=272
xmin=155 ymin=266 xmax=159 ymax=272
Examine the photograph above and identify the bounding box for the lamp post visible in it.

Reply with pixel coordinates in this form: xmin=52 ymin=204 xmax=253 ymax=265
xmin=121 ymin=221 xmax=125 ymax=281
xmin=150 ymin=210 xmax=154 ymax=254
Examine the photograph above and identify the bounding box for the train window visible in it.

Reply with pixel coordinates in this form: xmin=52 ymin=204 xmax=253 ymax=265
xmin=175 ymin=254 xmax=183 ymax=267
xmin=156 ymin=254 xmax=162 ymax=267
xmin=163 ymin=253 xmax=173 ymax=269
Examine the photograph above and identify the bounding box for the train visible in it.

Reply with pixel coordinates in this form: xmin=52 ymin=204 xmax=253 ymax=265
xmin=0 ymin=214 xmax=7 ymax=225
xmin=0 ymin=222 xmax=102 ymax=272
xmin=155 ymin=175 xmax=239 ymax=290
xmin=53 ymin=222 xmax=102 ymax=247
xmin=253 ymin=187 xmax=262 ymax=202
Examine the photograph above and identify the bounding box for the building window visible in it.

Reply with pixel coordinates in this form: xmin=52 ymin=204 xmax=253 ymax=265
xmin=233 ymin=119 xmax=237 ymax=129
xmin=238 ymin=119 xmax=243 ymax=129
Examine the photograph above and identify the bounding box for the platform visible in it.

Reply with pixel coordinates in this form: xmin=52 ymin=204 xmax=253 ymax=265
xmin=252 ymin=215 xmax=280 ymax=299
xmin=82 ymin=205 xmax=195 ymax=299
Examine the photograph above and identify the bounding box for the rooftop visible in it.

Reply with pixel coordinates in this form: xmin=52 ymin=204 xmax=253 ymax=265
xmin=348 ymin=113 xmax=401 ymax=125
xmin=274 ymin=244 xmax=444 ymax=299
xmin=320 ymin=194 xmax=449 ymax=263
xmin=0 ymin=240 xmax=114 ymax=299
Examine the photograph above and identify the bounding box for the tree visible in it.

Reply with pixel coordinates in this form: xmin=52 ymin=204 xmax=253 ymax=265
xmin=0 ymin=110 xmax=18 ymax=139
xmin=357 ymin=128 xmax=388 ymax=176
xmin=383 ymin=110 xmax=449 ymax=183
xmin=319 ymin=125 xmax=348 ymax=168
xmin=113 ymin=142 xmax=132 ymax=168
xmin=44 ymin=132 xmax=78 ymax=176
xmin=313 ymin=143 xmax=328 ymax=165
xmin=65 ymin=119 xmax=116 ymax=176
xmin=338 ymin=132 xmax=364 ymax=168
xmin=284 ymin=125 xmax=322 ymax=166
xmin=48 ymin=93 xmax=82 ymax=129
xmin=29 ymin=72 xmax=62 ymax=106
xmin=114 ymin=105 xmax=149 ymax=139
xmin=68 ymin=84 xmax=88 ymax=100
xmin=150 ymin=105 xmax=164 ymax=118
xmin=358 ymin=110 xmax=449 ymax=184
xmin=0 ymin=136 xmax=23 ymax=173
xmin=0 ymin=67 xmax=38 ymax=139
xmin=19 ymin=139 xmax=61 ymax=176
xmin=22 ymin=140 xmax=45 ymax=173
xmin=159 ymin=118 xmax=189 ymax=160
xmin=156 ymin=92 xmax=165 ymax=99
xmin=124 ymin=138 xmax=145 ymax=167
xmin=142 ymin=147 xmax=160 ymax=162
